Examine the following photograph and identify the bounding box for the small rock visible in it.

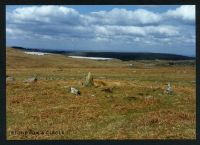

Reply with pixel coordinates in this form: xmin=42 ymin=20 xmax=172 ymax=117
xmin=191 ymin=81 xmax=196 ymax=83
xmin=105 ymin=95 xmax=113 ymax=101
xmin=70 ymin=87 xmax=81 ymax=95
xmin=127 ymin=64 xmax=133 ymax=67
xmin=24 ymin=76 xmax=37 ymax=83
xmin=145 ymin=95 xmax=153 ymax=99
xmin=6 ymin=76 xmax=14 ymax=82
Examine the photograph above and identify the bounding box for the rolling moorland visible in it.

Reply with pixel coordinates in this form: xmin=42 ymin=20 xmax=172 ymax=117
xmin=6 ymin=47 xmax=196 ymax=139
xmin=11 ymin=46 xmax=195 ymax=61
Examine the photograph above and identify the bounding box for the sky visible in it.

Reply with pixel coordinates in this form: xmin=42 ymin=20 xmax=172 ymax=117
xmin=6 ymin=5 xmax=196 ymax=56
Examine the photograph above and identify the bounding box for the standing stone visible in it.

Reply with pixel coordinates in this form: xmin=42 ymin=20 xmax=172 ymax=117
xmin=84 ymin=72 xmax=94 ymax=87
xmin=24 ymin=76 xmax=37 ymax=83
xmin=165 ymin=82 xmax=173 ymax=94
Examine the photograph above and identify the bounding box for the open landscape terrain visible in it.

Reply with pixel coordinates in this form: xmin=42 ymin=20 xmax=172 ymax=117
xmin=6 ymin=48 xmax=196 ymax=139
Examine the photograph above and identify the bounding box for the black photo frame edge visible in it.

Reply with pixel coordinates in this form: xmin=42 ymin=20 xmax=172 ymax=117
xmin=0 ymin=0 xmax=199 ymax=145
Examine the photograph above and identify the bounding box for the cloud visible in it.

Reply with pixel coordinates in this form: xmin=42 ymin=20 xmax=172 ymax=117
xmin=93 ymin=25 xmax=180 ymax=40
xmin=145 ymin=25 xmax=180 ymax=38
xmin=7 ymin=6 xmax=82 ymax=25
xmin=88 ymin=8 xmax=162 ymax=26
xmin=6 ymin=6 xmax=181 ymax=40
xmin=165 ymin=5 xmax=195 ymax=24
xmin=6 ymin=5 xmax=195 ymax=55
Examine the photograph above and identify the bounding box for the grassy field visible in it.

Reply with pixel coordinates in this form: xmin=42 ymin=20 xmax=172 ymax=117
xmin=6 ymin=48 xmax=196 ymax=139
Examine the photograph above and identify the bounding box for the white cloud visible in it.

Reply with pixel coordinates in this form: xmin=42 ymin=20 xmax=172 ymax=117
xmin=6 ymin=5 xmax=195 ymax=55
xmin=6 ymin=5 xmax=187 ymax=40
xmin=165 ymin=5 xmax=195 ymax=23
xmin=145 ymin=25 xmax=180 ymax=37
xmin=89 ymin=8 xmax=161 ymax=26
xmin=93 ymin=25 xmax=179 ymax=39
xmin=8 ymin=5 xmax=80 ymax=24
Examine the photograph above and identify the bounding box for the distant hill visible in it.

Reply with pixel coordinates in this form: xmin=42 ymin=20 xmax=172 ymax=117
xmin=10 ymin=46 xmax=195 ymax=61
